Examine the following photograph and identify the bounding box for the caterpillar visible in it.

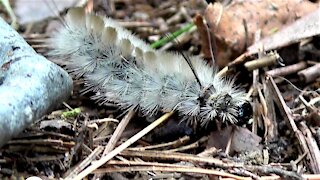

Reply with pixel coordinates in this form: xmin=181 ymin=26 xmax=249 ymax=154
xmin=49 ymin=7 xmax=250 ymax=126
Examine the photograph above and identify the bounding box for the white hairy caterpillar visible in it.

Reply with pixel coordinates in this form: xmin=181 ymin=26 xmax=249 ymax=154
xmin=50 ymin=7 xmax=248 ymax=126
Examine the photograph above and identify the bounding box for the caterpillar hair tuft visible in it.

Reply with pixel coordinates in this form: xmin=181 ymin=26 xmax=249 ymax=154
xmin=50 ymin=7 xmax=249 ymax=126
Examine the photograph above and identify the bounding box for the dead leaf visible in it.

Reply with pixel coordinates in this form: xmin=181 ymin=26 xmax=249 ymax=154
xmin=248 ymin=9 xmax=320 ymax=55
xmin=205 ymin=0 xmax=319 ymax=67
xmin=207 ymin=126 xmax=262 ymax=155
xmin=40 ymin=119 xmax=72 ymax=132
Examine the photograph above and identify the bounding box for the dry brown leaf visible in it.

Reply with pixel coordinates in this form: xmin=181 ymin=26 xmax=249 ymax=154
xmin=248 ymin=9 xmax=320 ymax=55
xmin=207 ymin=126 xmax=262 ymax=155
xmin=205 ymin=0 xmax=319 ymax=68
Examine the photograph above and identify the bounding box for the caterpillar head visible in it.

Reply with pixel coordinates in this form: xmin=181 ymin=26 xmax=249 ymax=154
xmin=233 ymin=100 xmax=252 ymax=126
xmin=199 ymin=87 xmax=252 ymax=126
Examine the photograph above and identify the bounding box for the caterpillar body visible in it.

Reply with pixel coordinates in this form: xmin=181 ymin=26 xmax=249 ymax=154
xmin=50 ymin=8 xmax=249 ymax=126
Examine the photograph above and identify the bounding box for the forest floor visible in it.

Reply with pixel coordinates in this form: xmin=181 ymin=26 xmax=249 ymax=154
xmin=0 ymin=0 xmax=319 ymax=179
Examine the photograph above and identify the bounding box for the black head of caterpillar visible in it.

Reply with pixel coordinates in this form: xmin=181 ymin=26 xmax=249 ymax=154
xmin=49 ymin=7 xmax=252 ymax=127
xmin=235 ymin=100 xmax=252 ymax=125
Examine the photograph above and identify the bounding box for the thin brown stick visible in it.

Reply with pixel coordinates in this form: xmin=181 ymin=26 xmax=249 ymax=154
xmin=266 ymin=76 xmax=317 ymax=173
xmin=119 ymin=149 xmax=243 ymax=168
xmin=298 ymin=63 xmax=320 ymax=83
xmin=217 ymin=53 xmax=248 ymax=77
xmin=127 ymin=135 xmax=190 ymax=151
xmin=244 ymin=52 xmax=280 ymax=71
xmin=71 ymin=112 xmax=174 ymax=180
xmin=163 ymin=136 xmax=208 ymax=153
xmin=102 ymin=110 xmax=135 ymax=155
xmin=64 ymin=146 xmax=104 ymax=178
xmin=194 ymin=14 xmax=216 ymax=65
xmin=298 ymin=122 xmax=320 ymax=173
xmin=266 ymin=61 xmax=307 ymax=77
xmin=93 ymin=166 xmax=248 ymax=180
xmin=93 ymin=110 xmax=135 ymax=179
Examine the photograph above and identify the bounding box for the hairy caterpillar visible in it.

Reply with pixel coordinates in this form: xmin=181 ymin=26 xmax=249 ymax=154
xmin=50 ymin=7 xmax=250 ymax=126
